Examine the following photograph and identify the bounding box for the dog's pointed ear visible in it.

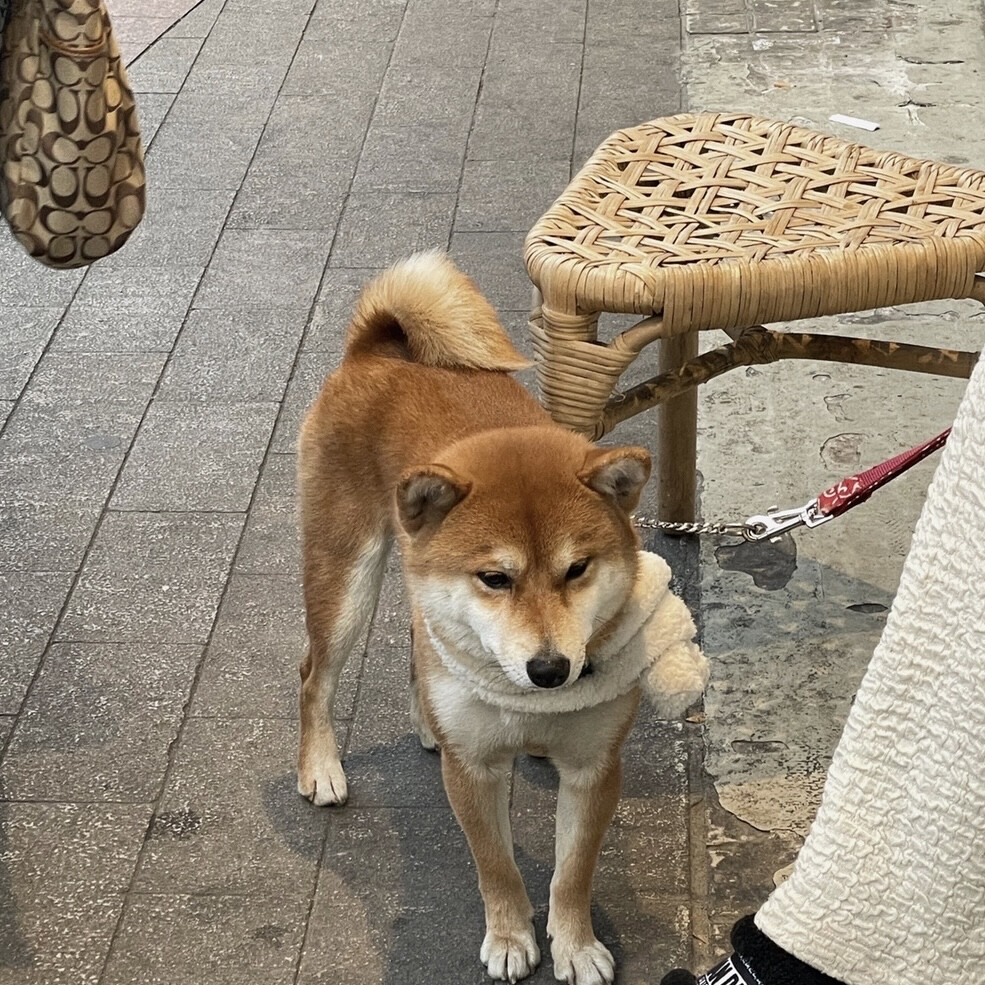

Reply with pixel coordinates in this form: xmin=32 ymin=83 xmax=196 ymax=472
xmin=578 ymin=446 xmax=652 ymax=513
xmin=396 ymin=465 xmax=471 ymax=535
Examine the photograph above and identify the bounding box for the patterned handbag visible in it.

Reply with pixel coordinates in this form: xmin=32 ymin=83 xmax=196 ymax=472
xmin=0 ymin=0 xmax=145 ymax=268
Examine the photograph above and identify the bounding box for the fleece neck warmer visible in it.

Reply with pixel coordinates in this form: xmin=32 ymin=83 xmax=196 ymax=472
xmin=423 ymin=551 xmax=709 ymax=717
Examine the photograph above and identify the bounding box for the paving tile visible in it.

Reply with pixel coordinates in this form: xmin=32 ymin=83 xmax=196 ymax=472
xmin=2 ymin=391 xmax=148 ymax=488
xmin=304 ymin=0 xmax=406 ymax=43
xmin=270 ymin=352 xmax=330 ymax=454
xmin=0 ymin=802 xmax=152 ymax=985
xmin=1 ymin=354 xmax=162 ymax=506
xmin=282 ymin=39 xmax=392 ymax=98
xmin=131 ymin=91 xmax=176 ymax=145
xmin=586 ymin=0 xmax=683 ymax=40
xmin=0 ymin=572 xmax=74 ymax=714
xmin=180 ymin=15 xmax=305 ymax=95
xmin=236 ymin=453 xmax=302 ymax=575
xmin=127 ymin=36 xmax=204 ymax=93
xmin=101 ymin=892 xmax=309 ymax=985
xmin=110 ymin=0 xmax=200 ymax=21
xmin=95 ymin=183 xmax=234 ymax=269
xmin=158 ymin=308 xmax=308 ymax=402
xmin=372 ymin=30 xmax=488 ymax=128
xmin=227 ymin=115 xmax=357 ymax=230
xmin=0 ymin=309 xmax=62 ymax=401
xmin=303 ymin=267 xmax=379 ymax=354
xmin=21 ymin=350 xmax=164 ymax=406
xmin=195 ymin=228 xmax=332 ymax=309
xmin=112 ymin=401 xmax=279 ymax=512
xmin=145 ymin=92 xmax=268 ymax=190
xmin=492 ymin=0 xmax=586 ymax=44
xmin=576 ymin=41 xmax=681 ymax=162
xmin=72 ymin=263 xmax=204 ymax=308
xmin=299 ymin=807 xmax=487 ymax=985
xmin=0 ymin=239 xmax=84 ymax=306
xmin=751 ymin=0 xmax=817 ymax=32
xmin=58 ymin=511 xmax=243 ymax=643
xmin=449 ymin=230 xmax=531 ymax=314
xmin=0 ymin=503 xmax=102 ymax=574
xmin=330 ymin=191 xmax=456 ymax=268
xmin=683 ymin=0 xmax=749 ymax=34
xmin=165 ymin=0 xmax=223 ymax=38
xmin=252 ymin=91 xmax=372 ymax=165
xmin=456 ymin=159 xmax=572 ymax=232
xmin=0 ymin=643 xmax=200 ymax=802
xmin=190 ymin=573 xmax=311 ymax=720
xmin=113 ymin=16 xmax=177 ymax=63
xmin=468 ymin=46 xmax=582 ymax=161
xmin=134 ymin=718 xmax=327 ymax=895
xmin=353 ymin=122 xmax=470 ymax=194
xmin=51 ymin=298 xmax=192 ymax=352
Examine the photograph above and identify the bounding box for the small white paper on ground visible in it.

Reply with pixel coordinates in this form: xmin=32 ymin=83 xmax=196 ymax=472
xmin=828 ymin=114 xmax=880 ymax=131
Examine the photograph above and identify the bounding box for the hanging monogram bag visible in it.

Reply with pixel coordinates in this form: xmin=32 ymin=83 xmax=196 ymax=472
xmin=0 ymin=0 xmax=146 ymax=268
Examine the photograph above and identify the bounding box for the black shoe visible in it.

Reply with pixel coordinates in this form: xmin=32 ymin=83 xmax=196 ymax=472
xmin=660 ymin=915 xmax=845 ymax=985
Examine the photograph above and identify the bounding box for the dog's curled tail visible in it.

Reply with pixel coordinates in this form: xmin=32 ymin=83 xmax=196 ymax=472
xmin=346 ymin=250 xmax=531 ymax=372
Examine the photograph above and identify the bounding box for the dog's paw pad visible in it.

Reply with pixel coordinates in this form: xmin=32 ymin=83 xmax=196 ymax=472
xmin=551 ymin=938 xmax=615 ymax=985
xmin=297 ymin=761 xmax=348 ymax=807
xmin=480 ymin=926 xmax=540 ymax=982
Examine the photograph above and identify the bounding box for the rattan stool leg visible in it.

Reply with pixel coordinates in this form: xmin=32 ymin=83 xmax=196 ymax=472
xmin=529 ymin=303 xmax=638 ymax=437
xmin=656 ymin=332 xmax=698 ymax=524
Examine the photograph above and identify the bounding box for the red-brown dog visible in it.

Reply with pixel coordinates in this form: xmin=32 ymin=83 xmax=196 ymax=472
xmin=297 ymin=253 xmax=651 ymax=984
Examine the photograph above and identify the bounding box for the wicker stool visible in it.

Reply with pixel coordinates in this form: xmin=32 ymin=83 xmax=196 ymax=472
xmin=524 ymin=112 xmax=985 ymax=522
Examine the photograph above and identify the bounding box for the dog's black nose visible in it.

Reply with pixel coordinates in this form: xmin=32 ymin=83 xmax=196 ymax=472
xmin=526 ymin=655 xmax=570 ymax=689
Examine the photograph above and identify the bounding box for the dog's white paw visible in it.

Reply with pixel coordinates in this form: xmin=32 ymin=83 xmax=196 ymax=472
xmin=297 ymin=757 xmax=348 ymax=806
xmin=551 ymin=937 xmax=615 ymax=985
xmin=480 ymin=925 xmax=540 ymax=982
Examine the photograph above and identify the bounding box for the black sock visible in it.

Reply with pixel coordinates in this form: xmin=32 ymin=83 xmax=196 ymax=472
xmin=660 ymin=915 xmax=846 ymax=985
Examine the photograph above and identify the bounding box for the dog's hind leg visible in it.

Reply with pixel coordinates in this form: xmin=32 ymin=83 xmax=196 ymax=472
xmin=442 ymin=750 xmax=540 ymax=982
xmin=298 ymin=524 xmax=390 ymax=806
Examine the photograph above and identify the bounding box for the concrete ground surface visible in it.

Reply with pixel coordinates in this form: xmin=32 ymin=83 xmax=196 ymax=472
xmin=1 ymin=0 xmax=982 ymax=983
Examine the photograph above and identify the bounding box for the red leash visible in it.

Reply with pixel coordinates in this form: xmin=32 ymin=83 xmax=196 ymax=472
xmin=745 ymin=428 xmax=952 ymax=541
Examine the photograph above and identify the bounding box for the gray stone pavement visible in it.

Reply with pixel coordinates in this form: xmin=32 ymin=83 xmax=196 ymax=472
xmin=1 ymin=0 xmax=983 ymax=983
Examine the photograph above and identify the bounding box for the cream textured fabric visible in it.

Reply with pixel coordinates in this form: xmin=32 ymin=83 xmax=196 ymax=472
xmin=424 ymin=551 xmax=708 ymax=716
xmin=756 ymin=359 xmax=985 ymax=984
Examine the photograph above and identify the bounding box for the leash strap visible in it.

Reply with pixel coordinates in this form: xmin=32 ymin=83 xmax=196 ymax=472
xmin=743 ymin=427 xmax=952 ymax=541
xmin=816 ymin=427 xmax=951 ymax=518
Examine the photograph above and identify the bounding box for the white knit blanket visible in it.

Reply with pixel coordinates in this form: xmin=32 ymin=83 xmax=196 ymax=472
xmin=424 ymin=551 xmax=709 ymax=717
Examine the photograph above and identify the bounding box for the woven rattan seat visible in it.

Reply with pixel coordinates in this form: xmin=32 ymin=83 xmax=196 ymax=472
xmin=524 ymin=112 xmax=985 ymax=520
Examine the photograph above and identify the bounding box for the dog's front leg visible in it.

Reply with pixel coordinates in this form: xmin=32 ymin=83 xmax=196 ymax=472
xmin=548 ymin=755 xmax=621 ymax=985
xmin=441 ymin=750 xmax=540 ymax=982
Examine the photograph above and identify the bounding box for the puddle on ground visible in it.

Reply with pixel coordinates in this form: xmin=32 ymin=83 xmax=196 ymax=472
xmin=847 ymin=601 xmax=889 ymax=613
xmin=715 ymin=534 xmax=797 ymax=590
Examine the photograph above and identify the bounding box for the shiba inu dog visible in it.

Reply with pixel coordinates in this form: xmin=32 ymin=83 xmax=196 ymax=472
xmin=296 ymin=252 xmax=654 ymax=985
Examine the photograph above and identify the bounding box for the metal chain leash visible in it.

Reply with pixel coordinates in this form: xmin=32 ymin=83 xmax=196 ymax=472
xmin=632 ymin=515 xmax=751 ymax=539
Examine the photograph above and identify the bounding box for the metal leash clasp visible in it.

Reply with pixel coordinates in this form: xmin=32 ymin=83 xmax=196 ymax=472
xmin=744 ymin=498 xmax=832 ymax=542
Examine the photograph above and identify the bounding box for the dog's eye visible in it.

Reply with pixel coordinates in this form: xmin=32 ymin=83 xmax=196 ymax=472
xmin=477 ymin=571 xmax=512 ymax=590
xmin=566 ymin=559 xmax=590 ymax=581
